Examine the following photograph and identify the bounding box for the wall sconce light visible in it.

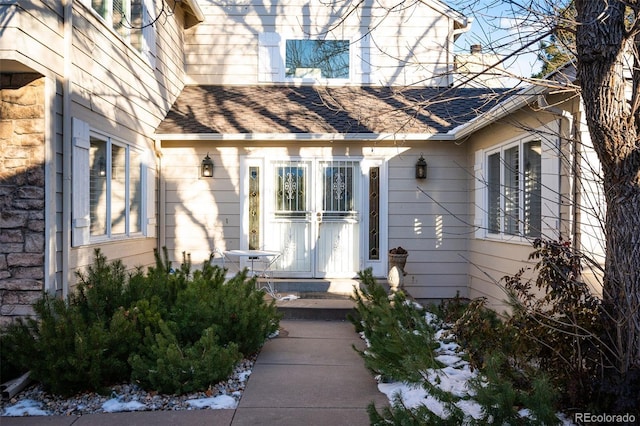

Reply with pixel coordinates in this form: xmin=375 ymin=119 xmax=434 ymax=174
xmin=415 ymin=154 xmax=427 ymax=179
xmin=201 ymin=153 xmax=214 ymax=178
xmin=98 ymin=156 xmax=106 ymax=177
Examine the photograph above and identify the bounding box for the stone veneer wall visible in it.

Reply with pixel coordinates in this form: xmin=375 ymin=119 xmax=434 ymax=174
xmin=0 ymin=73 xmax=46 ymax=327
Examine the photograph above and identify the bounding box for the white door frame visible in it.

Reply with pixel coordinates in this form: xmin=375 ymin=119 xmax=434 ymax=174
xmin=240 ymin=154 xmax=388 ymax=278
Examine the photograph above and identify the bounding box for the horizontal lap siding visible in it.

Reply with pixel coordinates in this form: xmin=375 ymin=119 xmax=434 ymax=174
xmin=162 ymin=148 xmax=241 ymax=267
xmin=388 ymin=142 xmax=470 ymax=300
xmin=465 ymin=109 xmax=571 ymax=310
xmin=67 ymin=2 xmax=187 ymax=282
xmin=185 ymin=1 xmax=453 ymax=86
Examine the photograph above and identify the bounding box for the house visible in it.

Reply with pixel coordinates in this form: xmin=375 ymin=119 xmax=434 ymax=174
xmin=0 ymin=0 xmax=602 ymax=325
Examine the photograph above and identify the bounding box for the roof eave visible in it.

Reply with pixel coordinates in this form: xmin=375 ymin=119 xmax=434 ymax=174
xmin=181 ymin=0 xmax=205 ymax=28
xmin=155 ymin=132 xmax=456 ymax=142
xmin=447 ymin=84 xmax=549 ymax=139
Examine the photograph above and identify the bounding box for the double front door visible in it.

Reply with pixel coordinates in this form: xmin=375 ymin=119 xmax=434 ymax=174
xmin=247 ymin=158 xmax=362 ymax=278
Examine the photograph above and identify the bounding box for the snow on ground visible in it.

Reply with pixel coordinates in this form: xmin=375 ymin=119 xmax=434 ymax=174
xmin=2 ymin=399 xmax=50 ymax=417
xmin=374 ymin=304 xmax=576 ymax=425
xmin=186 ymin=395 xmax=238 ymax=409
xmin=1 ymin=362 xmax=253 ymax=417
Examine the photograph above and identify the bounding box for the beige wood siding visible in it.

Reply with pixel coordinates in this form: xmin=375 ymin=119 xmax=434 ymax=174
xmin=59 ymin=1 xmax=189 ymax=284
xmin=184 ymin=0 xmax=455 ymax=86
xmin=388 ymin=142 xmax=469 ymax=300
xmin=2 ymin=0 xmax=184 ymax=293
xmin=465 ymin=105 xmax=576 ymax=310
xmin=161 ymin=140 xmax=471 ymax=298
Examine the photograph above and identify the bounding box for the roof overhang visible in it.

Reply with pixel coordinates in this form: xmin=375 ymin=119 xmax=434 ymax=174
xmin=156 ymin=132 xmax=456 ymax=142
xmin=180 ymin=0 xmax=205 ymax=29
xmin=446 ymin=84 xmax=549 ymax=139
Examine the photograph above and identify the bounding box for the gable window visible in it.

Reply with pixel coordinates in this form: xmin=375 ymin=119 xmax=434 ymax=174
xmin=285 ymin=40 xmax=350 ymax=79
xmin=259 ymin=33 xmax=369 ymax=83
xmin=89 ymin=134 xmax=142 ymax=239
xmin=486 ymin=140 xmax=542 ymax=238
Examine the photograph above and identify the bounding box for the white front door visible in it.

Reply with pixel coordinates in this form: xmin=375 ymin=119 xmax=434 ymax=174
xmin=264 ymin=159 xmax=361 ymax=278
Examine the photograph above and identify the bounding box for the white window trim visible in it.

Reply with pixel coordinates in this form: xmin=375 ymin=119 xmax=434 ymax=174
xmin=88 ymin=131 xmax=145 ymax=243
xmin=77 ymin=0 xmax=157 ymax=68
xmin=475 ymin=133 xmax=560 ymax=243
xmin=259 ymin=32 xmax=370 ymax=84
xmin=72 ymin=117 xmax=155 ymax=247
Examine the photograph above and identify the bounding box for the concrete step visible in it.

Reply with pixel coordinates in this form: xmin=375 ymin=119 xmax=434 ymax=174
xmin=257 ymin=278 xmax=388 ymax=321
xmin=273 ymin=297 xmax=358 ymax=321
xmin=260 ymin=278 xmax=362 ymax=297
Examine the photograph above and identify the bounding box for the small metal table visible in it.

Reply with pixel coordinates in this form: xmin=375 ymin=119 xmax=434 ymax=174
xmin=222 ymin=250 xmax=281 ymax=298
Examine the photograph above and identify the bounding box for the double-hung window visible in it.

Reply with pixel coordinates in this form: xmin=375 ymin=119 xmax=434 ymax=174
xmin=485 ymin=140 xmax=542 ymax=238
xmin=89 ymin=134 xmax=142 ymax=239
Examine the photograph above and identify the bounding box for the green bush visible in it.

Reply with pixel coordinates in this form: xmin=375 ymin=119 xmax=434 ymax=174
xmin=130 ymin=321 xmax=240 ymax=395
xmin=0 ymin=248 xmax=280 ymax=396
xmin=6 ymin=295 xmax=135 ymax=395
xmin=350 ymin=269 xmax=441 ymax=383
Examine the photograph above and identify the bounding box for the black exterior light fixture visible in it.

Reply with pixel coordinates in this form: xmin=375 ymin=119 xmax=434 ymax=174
xmin=415 ymin=154 xmax=427 ymax=179
xmin=201 ymin=153 xmax=214 ymax=178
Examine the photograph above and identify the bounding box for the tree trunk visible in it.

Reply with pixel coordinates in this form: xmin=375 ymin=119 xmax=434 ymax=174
xmin=575 ymin=0 xmax=640 ymax=374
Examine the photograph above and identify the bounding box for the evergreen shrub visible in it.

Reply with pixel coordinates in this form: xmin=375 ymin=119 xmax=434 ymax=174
xmin=0 ymin=248 xmax=280 ymax=396
xmin=350 ymin=269 xmax=441 ymax=383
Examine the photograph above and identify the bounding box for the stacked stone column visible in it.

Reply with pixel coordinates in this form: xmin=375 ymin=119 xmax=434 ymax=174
xmin=0 ymin=73 xmax=46 ymax=327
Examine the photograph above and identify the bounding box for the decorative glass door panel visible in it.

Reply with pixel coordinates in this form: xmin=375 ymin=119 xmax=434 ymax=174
xmin=316 ymin=161 xmax=360 ymax=276
xmin=270 ymin=161 xmax=312 ymax=274
xmin=265 ymin=159 xmax=361 ymax=278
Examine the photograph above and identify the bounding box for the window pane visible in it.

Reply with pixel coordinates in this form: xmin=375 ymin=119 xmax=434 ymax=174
xmin=487 ymin=153 xmax=501 ymax=233
xmin=368 ymin=167 xmax=380 ymax=260
xmin=275 ymin=165 xmax=306 ymax=215
xmin=524 ymin=141 xmax=542 ymax=237
xmin=286 ymin=40 xmax=350 ymax=79
xmin=323 ymin=164 xmax=354 ymax=213
xmin=504 ymin=146 xmax=519 ymax=235
xmin=90 ymin=137 xmax=108 ymax=236
xmin=130 ymin=0 xmax=143 ymax=51
xmin=111 ymin=144 xmax=126 ymax=235
xmin=129 ymin=150 xmax=141 ymax=233
xmin=92 ymin=0 xmax=108 ymax=17
xmin=113 ymin=0 xmax=129 ymax=40
xmin=249 ymin=166 xmax=260 ymax=250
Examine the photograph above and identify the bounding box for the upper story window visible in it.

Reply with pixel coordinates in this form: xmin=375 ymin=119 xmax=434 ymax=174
xmin=259 ymin=33 xmax=369 ymax=84
xmin=83 ymin=0 xmax=157 ymax=65
xmin=485 ymin=139 xmax=542 ymax=239
xmin=285 ymin=40 xmax=350 ymax=79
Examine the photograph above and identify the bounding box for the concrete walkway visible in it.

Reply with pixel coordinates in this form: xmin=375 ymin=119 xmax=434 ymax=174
xmin=2 ymin=320 xmax=388 ymax=425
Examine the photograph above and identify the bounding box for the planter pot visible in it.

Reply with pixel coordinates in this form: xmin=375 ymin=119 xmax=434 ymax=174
xmin=388 ymin=253 xmax=408 ymax=272
xmin=388 ymin=252 xmax=408 ymax=292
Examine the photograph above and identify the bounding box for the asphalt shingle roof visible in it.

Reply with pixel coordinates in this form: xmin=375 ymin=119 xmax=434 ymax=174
xmin=156 ymin=85 xmax=510 ymax=136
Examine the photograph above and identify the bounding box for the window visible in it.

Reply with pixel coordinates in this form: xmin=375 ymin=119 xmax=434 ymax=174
xmin=84 ymin=0 xmax=156 ymax=64
xmin=486 ymin=140 xmax=541 ymax=238
xmin=274 ymin=164 xmax=307 ymax=218
xmin=285 ymin=40 xmax=350 ymax=79
xmin=259 ymin=33 xmax=369 ymax=83
xmin=72 ymin=117 xmax=156 ymax=247
xmin=89 ymin=134 xmax=142 ymax=239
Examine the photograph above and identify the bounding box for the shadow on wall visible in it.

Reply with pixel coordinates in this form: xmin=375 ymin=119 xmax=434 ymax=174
xmin=0 ymin=73 xmax=47 ymax=327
